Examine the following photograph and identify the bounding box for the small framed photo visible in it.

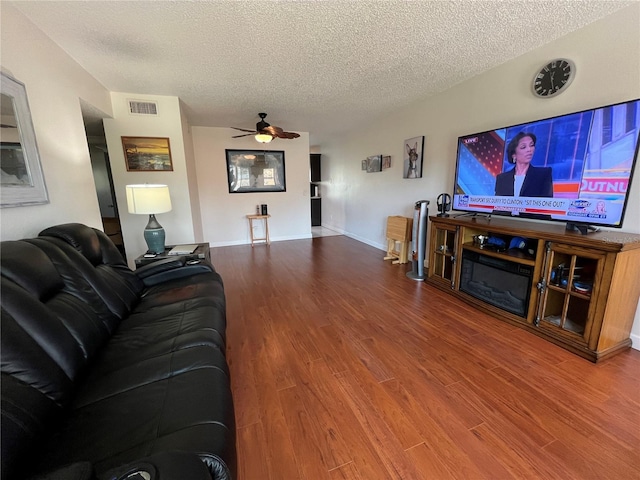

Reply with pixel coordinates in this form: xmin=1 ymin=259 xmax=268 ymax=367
xmin=361 ymin=159 xmax=368 ymax=170
xmin=366 ymin=155 xmax=382 ymax=173
xmin=382 ymin=155 xmax=391 ymax=170
xmin=122 ymin=137 xmax=173 ymax=171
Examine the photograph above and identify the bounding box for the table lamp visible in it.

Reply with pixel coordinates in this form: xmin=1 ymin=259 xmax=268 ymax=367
xmin=126 ymin=184 xmax=172 ymax=254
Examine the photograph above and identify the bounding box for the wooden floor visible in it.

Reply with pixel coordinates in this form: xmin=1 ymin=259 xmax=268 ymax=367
xmin=211 ymin=236 xmax=640 ymax=480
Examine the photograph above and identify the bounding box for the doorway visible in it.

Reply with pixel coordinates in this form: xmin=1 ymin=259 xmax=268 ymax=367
xmin=81 ymin=102 xmax=127 ymax=260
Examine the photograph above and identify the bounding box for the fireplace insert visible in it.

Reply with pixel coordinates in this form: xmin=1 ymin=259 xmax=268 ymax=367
xmin=459 ymin=249 xmax=533 ymax=317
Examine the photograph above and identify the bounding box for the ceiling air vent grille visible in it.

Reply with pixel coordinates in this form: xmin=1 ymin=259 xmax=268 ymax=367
xmin=128 ymin=100 xmax=158 ymax=116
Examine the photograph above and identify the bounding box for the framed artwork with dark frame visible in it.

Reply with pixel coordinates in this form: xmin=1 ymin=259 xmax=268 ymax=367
xmin=226 ymin=149 xmax=286 ymax=193
xmin=403 ymin=136 xmax=425 ymax=179
xmin=366 ymin=155 xmax=382 ymax=173
xmin=122 ymin=136 xmax=173 ymax=171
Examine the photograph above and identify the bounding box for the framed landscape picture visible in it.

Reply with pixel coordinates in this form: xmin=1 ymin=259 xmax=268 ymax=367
xmin=226 ymin=149 xmax=286 ymax=193
xmin=122 ymin=136 xmax=173 ymax=171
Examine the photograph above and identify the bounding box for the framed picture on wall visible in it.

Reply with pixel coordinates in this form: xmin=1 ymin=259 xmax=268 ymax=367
xmin=122 ymin=136 xmax=173 ymax=171
xmin=366 ymin=155 xmax=382 ymax=173
xmin=1 ymin=72 xmax=49 ymax=207
xmin=403 ymin=136 xmax=425 ymax=179
xmin=226 ymin=149 xmax=286 ymax=193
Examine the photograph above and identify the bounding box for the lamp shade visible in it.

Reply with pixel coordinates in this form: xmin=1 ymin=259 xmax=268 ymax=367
xmin=126 ymin=184 xmax=172 ymax=214
xmin=255 ymin=133 xmax=273 ymax=143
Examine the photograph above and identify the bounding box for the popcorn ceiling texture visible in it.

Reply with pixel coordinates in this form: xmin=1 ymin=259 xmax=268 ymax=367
xmin=9 ymin=1 xmax=632 ymax=143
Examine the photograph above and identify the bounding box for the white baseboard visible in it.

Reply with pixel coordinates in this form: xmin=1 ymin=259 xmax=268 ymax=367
xmin=342 ymin=232 xmax=386 ymax=252
xmin=210 ymin=233 xmax=312 ymax=248
xmin=630 ymin=332 xmax=639 ymax=351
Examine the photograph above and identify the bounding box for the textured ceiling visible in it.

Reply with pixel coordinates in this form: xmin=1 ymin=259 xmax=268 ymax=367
xmin=8 ymin=1 xmax=633 ymax=144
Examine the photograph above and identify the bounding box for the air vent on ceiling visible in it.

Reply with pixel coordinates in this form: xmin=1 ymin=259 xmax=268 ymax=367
xmin=128 ymin=100 xmax=158 ymax=116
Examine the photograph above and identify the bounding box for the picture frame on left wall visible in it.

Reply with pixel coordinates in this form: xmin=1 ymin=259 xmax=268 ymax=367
xmin=122 ymin=136 xmax=173 ymax=171
xmin=1 ymin=72 xmax=49 ymax=208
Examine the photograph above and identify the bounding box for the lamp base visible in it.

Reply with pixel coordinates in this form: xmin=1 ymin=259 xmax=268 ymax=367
xmin=144 ymin=214 xmax=166 ymax=253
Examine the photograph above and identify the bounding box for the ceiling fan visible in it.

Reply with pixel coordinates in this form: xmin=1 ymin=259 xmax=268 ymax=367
xmin=231 ymin=113 xmax=300 ymax=143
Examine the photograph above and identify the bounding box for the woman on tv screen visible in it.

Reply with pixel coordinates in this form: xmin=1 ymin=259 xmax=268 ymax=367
xmin=494 ymin=132 xmax=553 ymax=197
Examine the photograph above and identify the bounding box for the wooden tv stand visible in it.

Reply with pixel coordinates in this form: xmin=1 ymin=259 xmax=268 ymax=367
xmin=427 ymin=214 xmax=640 ymax=362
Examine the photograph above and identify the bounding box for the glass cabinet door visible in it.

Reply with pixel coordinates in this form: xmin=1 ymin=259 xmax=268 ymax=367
xmin=431 ymin=226 xmax=457 ymax=287
xmin=537 ymin=243 xmax=602 ymax=343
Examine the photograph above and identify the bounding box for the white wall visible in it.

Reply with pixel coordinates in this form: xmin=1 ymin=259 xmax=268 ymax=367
xmin=0 ymin=5 xmax=111 ymax=240
xmin=192 ymin=127 xmax=311 ymax=246
xmin=181 ymin=102 xmax=204 ymax=243
xmin=321 ymin=4 xmax=640 ymax=347
xmin=103 ymin=93 xmax=198 ymax=267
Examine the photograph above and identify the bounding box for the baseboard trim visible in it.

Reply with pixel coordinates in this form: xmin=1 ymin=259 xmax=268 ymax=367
xmin=343 ymin=232 xmax=385 ymax=252
xmin=210 ymin=233 xmax=312 ymax=248
xmin=630 ymin=332 xmax=639 ymax=351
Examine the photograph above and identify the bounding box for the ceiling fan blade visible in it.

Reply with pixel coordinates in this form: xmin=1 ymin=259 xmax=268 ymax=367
xmin=276 ymin=131 xmax=301 ymax=139
xmin=232 ymin=113 xmax=299 ymax=140
xmin=263 ymin=125 xmax=284 ymax=136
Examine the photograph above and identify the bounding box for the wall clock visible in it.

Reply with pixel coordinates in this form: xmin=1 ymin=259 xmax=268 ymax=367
xmin=533 ymin=58 xmax=575 ymax=98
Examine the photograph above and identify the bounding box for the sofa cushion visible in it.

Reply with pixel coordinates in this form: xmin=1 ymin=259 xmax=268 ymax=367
xmin=39 ymin=223 xmax=123 ymax=268
xmin=35 ymin=232 xmax=143 ymax=318
xmin=1 ymin=279 xmax=85 ymax=395
xmin=0 ymin=241 xmax=64 ymax=301
xmin=0 ymin=373 xmax=66 ymax=479
xmin=34 ymin=363 xmax=234 ymax=477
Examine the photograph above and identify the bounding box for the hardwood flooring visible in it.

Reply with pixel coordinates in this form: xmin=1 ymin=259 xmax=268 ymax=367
xmin=211 ymin=236 xmax=640 ymax=480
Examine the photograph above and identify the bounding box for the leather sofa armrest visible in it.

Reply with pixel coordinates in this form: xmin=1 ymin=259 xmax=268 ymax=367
xmin=136 ymin=257 xmax=214 ymax=287
xmin=135 ymin=257 xmax=188 ymax=277
xmin=29 ymin=462 xmax=95 ymax=480
xmin=99 ymin=452 xmax=213 ymax=480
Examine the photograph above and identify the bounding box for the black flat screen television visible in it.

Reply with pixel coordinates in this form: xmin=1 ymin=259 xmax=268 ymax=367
xmin=452 ymin=99 xmax=640 ymax=230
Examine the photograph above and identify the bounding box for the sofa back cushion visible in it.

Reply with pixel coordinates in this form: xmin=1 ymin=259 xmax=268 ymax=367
xmin=39 ymin=224 xmax=145 ymax=315
xmin=1 ymin=280 xmax=78 ymax=402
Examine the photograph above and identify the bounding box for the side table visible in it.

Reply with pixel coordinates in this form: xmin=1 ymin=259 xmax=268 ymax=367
xmin=246 ymin=214 xmax=270 ymax=246
xmin=134 ymin=242 xmax=211 ymax=268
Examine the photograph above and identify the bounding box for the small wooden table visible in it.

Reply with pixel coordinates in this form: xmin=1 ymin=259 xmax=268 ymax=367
xmin=247 ymin=214 xmax=270 ymax=246
xmin=384 ymin=215 xmax=412 ymax=264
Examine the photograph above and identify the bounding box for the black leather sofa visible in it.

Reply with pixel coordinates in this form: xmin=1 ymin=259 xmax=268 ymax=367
xmin=1 ymin=224 xmax=235 ymax=480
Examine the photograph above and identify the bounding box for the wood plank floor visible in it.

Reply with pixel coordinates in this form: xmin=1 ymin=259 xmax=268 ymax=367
xmin=211 ymin=235 xmax=640 ymax=480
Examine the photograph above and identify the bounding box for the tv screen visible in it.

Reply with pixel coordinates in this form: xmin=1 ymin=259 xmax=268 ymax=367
xmin=452 ymin=99 xmax=640 ymax=228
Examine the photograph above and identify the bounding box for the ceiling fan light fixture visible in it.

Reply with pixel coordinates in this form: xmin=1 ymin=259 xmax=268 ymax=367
xmin=255 ymin=133 xmax=273 ymax=143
